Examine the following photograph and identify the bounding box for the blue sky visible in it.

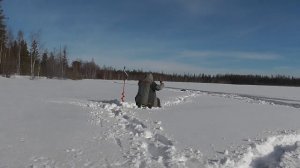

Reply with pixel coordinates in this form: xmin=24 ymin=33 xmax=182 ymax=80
xmin=3 ymin=0 xmax=300 ymax=76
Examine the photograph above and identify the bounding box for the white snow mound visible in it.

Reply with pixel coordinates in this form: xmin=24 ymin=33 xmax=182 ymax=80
xmin=211 ymin=134 xmax=300 ymax=168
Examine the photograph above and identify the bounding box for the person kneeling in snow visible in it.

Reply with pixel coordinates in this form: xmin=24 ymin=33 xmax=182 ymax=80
xmin=135 ymin=73 xmax=164 ymax=108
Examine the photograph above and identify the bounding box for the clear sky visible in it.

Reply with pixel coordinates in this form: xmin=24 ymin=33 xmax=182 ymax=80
xmin=3 ymin=0 xmax=300 ymax=76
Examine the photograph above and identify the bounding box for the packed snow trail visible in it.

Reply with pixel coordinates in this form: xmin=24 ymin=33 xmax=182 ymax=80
xmin=165 ymin=87 xmax=300 ymax=109
xmin=77 ymin=99 xmax=205 ymax=168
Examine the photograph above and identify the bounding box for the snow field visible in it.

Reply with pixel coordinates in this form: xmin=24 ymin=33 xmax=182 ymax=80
xmin=72 ymin=89 xmax=300 ymax=167
xmin=1 ymin=77 xmax=300 ymax=167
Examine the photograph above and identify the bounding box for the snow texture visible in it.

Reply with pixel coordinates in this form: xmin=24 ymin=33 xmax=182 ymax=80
xmin=1 ymin=76 xmax=300 ymax=168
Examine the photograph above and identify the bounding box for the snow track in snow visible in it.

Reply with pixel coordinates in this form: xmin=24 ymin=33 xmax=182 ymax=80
xmin=83 ymin=99 xmax=204 ymax=168
xmin=163 ymin=91 xmax=201 ymax=107
xmin=214 ymin=93 xmax=300 ymax=109
xmin=166 ymin=87 xmax=300 ymax=109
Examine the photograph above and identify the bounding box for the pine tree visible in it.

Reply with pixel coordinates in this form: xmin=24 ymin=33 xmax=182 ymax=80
xmin=61 ymin=46 xmax=68 ymax=79
xmin=5 ymin=29 xmax=15 ymax=76
xmin=40 ymin=51 xmax=48 ymax=77
xmin=0 ymin=0 xmax=7 ymax=75
xmin=30 ymin=40 xmax=39 ymax=79
xmin=17 ymin=30 xmax=24 ymax=75
xmin=19 ymin=39 xmax=30 ymax=75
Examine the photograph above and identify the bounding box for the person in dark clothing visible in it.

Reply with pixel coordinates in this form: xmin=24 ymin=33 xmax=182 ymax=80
xmin=135 ymin=73 xmax=164 ymax=108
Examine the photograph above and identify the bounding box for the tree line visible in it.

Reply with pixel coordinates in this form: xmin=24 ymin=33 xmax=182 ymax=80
xmin=0 ymin=1 xmax=299 ymax=86
xmin=0 ymin=0 xmax=100 ymax=80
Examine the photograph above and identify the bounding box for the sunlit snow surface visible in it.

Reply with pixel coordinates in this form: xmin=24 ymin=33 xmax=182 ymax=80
xmin=1 ymin=76 xmax=300 ymax=168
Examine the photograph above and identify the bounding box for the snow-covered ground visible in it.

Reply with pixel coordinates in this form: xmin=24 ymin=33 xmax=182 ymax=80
xmin=1 ymin=76 xmax=300 ymax=168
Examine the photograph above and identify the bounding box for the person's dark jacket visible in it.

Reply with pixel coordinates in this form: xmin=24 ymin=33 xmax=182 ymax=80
xmin=135 ymin=73 xmax=164 ymax=108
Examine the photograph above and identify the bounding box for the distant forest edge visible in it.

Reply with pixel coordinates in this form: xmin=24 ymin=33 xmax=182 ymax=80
xmin=0 ymin=1 xmax=299 ymax=86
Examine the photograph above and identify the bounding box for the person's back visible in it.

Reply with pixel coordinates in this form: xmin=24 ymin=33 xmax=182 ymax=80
xmin=135 ymin=74 xmax=153 ymax=108
xmin=135 ymin=73 xmax=164 ymax=108
xmin=148 ymin=80 xmax=164 ymax=108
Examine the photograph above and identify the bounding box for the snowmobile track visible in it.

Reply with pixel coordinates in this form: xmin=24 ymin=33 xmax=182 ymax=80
xmin=166 ymin=86 xmax=300 ymax=109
